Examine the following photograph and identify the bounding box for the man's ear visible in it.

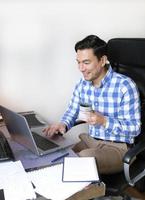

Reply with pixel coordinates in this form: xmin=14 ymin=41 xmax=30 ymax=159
xmin=101 ymin=55 xmax=107 ymax=67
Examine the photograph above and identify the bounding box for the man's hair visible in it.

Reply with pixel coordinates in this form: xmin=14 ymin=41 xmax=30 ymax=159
xmin=75 ymin=35 xmax=107 ymax=60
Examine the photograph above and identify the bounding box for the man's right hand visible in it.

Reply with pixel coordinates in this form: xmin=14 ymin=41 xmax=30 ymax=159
xmin=43 ymin=122 xmax=67 ymax=137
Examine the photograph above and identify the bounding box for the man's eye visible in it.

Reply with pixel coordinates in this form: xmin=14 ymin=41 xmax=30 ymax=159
xmin=84 ymin=62 xmax=90 ymax=64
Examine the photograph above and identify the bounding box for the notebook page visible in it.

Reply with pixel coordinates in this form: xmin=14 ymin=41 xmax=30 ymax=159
xmin=27 ymin=163 xmax=90 ymax=200
xmin=63 ymin=157 xmax=99 ymax=182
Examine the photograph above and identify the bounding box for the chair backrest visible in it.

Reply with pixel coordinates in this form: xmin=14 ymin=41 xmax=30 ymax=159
xmin=107 ymin=38 xmax=145 ymax=159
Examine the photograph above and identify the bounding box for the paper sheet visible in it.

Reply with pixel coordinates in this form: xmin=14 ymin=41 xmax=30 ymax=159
xmin=0 ymin=160 xmax=36 ymax=200
xmin=27 ymin=163 xmax=90 ymax=200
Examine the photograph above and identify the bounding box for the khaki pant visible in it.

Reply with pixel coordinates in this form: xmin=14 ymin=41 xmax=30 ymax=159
xmin=73 ymin=133 xmax=128 ymax=174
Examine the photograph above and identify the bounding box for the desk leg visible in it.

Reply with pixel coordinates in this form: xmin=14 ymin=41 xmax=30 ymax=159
xmin=66 ymin=182 xmax=105 ymax=200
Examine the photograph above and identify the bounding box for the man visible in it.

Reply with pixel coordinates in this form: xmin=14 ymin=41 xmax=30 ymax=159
xmin=44 ymin=35 xmax=141 ymax=174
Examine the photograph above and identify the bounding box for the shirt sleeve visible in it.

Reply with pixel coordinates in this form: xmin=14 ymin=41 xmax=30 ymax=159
xmin=105 ymin=79 xmax=141 ymax=138
xmin=60 ymin=79 xmax=82 ymax=129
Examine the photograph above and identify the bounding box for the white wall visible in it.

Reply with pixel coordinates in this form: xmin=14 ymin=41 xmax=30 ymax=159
xmin=0 ymin=0 xmax=145 ymax=123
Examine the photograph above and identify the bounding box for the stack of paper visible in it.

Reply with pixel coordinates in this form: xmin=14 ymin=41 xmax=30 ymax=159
xmin=0 ymin=161 xmax=36 ymax=200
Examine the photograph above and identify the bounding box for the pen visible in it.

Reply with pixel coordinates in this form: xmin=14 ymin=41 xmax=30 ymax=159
xmin=31 ymin=181 xmax=36 ymax=189
xmin=51 ymin=152 xmax=69 ymax=163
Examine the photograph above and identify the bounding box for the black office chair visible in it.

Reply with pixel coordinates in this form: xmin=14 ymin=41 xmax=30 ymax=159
xmin=100 ymin=38 xmax=145 ymax=200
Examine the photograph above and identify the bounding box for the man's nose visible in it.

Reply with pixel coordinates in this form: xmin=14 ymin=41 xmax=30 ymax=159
xmin=79 ymin=63 xmax=85 ymax=72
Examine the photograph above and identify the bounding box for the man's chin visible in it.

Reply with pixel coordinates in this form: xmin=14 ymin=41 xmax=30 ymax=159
xmin=84 ymin=77 xmax=91 ymax=81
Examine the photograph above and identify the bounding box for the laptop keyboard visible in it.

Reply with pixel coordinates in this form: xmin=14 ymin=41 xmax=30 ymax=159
xmin=32 ymin=132 xmax=59 ymax=151
xmin=0 ymin=133 xmax=14 ymax=161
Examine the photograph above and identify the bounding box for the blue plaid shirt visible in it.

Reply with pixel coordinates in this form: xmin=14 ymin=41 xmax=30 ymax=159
xmin=61 ymin=66 xmax=141 ymax=144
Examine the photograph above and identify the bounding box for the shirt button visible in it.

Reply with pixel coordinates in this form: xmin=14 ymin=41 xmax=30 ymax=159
xmin=95 ymin=102 xmax=98 ymax=106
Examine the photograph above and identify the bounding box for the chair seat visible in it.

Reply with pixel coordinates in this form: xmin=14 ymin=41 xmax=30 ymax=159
xmin=101 ymin=158 xmax=145 ymax=198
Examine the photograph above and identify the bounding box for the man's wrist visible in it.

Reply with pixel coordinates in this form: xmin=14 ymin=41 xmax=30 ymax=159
xmin=60 ymin=122 xmax=68 ymax=132
xmin=102 ymin=116 xmax=107 ymax=128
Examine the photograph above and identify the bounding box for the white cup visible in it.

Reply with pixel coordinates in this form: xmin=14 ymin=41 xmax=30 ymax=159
xmin=78 ymin=104 xmax=92 ymax=121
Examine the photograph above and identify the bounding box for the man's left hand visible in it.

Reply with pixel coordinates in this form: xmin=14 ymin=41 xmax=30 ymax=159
xmin=86 ymin=111 xmax=106 ymax=127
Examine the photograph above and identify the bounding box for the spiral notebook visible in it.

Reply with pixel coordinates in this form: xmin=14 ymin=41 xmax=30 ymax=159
xmin=27 ymin=163 xmax=91 ymax=200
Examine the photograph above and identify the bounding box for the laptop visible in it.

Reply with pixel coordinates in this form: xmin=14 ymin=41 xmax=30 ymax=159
xmin=0 ymin=105 xmax=74 ymax=156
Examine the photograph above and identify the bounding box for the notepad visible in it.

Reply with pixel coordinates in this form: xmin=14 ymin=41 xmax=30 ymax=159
xmin=62 ymin=157 xmax=99 ymax=182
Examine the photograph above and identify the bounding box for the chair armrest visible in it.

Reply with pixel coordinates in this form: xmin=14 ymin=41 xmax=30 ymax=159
xmin=123 ymin=140 xmax=145 ymax=164
xmin=123 ymin=140 xmax=145 ymax=186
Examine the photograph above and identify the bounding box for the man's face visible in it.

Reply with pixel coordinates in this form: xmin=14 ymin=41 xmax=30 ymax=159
xmin=76 ymin=49 xmax=106 ymax=85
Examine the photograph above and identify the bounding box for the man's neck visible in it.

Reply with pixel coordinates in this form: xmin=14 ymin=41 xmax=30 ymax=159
xmin=93 ymin=67 xmax=108 ymax=87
